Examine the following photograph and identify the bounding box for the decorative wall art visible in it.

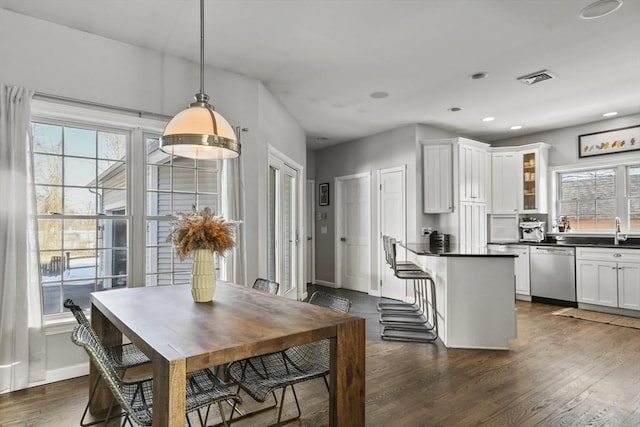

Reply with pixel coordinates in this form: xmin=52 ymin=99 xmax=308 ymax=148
xmin=319 ymin=183 xmax=330 ymax=206
xmin=578 ymin=125 xmax=640 ymax=158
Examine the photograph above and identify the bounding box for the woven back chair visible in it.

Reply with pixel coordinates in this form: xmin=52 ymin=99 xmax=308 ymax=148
xmin=227 ymin=291 xmax=352 ymax=426
xmin=64 ymin=299 xmax=150 ymax=426
xmin=252 ymin=278 xmax=280 ymax=295
xmin=71 ymin=325 xmax=239 ymax=427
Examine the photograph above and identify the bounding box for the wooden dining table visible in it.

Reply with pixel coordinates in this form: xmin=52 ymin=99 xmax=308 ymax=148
xmin=89 ymin=282 xmax=365 ymax=426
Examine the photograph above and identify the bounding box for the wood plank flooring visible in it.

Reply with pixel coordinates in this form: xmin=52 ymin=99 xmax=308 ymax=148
xmin=1 ymin=288 xmax=639 ymax=426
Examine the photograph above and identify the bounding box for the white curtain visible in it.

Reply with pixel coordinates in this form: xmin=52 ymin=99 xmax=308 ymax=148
xmin=221 ymin=127 xmax=247 ymax=285
xmin=0 ymin=83 xmax=46 ymax=393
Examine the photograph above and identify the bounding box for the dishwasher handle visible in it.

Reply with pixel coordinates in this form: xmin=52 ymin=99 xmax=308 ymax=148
xmin=532 ymin=246 xmax=575 ymax=256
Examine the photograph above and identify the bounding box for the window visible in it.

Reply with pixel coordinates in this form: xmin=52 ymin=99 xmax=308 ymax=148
xmin=556 ymin=165 xmax=640 ymax=232
xmin=558 ymin=168 xmax=616 ymax=230
xmin=33 ymin=121 xmax=129 ymax=314
xmin=627 ymin=166 xmax=640 ymax=231
xmin=145 ymin=135 xmax=220 ymax=287
xmin=33 ymin=107 xmax=222 ymax=316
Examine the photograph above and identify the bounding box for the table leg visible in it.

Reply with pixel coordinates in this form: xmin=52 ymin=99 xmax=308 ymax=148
xmin=89 ymin=304 xmax=122 ymax=417
xmin=329 ymin=318 xmax=366 ymax=427
xmin=152 ymin=354 xmax=186 ymax=427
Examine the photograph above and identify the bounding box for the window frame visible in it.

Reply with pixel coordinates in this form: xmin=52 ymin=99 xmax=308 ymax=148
xmin=551 ymin=159 xmax=640 ymax=234
xmin=32 ymin=100 xmax=224 ymax=322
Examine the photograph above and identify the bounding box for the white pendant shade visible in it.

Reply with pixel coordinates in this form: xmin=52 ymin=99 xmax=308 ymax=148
xmin=159 ymin=0 xmax=240 ymax=161
xmin=160 ymin=103 xmax=240 ymax=160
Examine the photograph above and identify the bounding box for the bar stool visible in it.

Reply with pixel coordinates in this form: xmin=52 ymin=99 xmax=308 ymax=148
xmin=380 ymin=242 xmax=438 ymax=343
xmin=377 ymin=236 xmax=423 ymax=313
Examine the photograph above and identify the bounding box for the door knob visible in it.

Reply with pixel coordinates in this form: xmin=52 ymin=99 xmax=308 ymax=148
xmin=340 ymin=237 xmax=346 ymax=242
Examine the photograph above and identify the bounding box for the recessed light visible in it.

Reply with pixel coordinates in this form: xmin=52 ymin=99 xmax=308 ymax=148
xmin=603 ymin=111 xmax=618 ymax=117
xmin=370 ymin=91 xmax=389 ymax=99
xmin=482 ymin=117 xmax=495 ymax=122
xmin=448 ymin=107 xmax=462 ymax=112
xmin=470 ymin=72 xmax=489 ymax=80
xmin=579 ymin=0 xmax=623 ymax=19
xmin=510 ymin=125 xmax=523 ymax=130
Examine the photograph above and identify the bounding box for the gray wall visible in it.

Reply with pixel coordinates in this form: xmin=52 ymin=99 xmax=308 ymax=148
xmin=0 ymin=8 xmax=305 ymax=385
xmin=493 ymin=113 xmax=640 ymax=167
xmin=313 ymin=123 xmax=455 ymax=286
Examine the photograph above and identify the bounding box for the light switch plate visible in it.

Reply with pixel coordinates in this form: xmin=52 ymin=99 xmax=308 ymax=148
xmin=321 ymin=226 xmax=328 ymax=234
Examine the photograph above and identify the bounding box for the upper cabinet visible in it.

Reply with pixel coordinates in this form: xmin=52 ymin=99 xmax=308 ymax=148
xmin=521 ymin=145 xmax=549 ymax=213
xmin=459 ymin=143 xmax=491 ymax=203
xmin=422 ymin=138 xmax=490 ymax=214
xmin=491 ymin=143 xmax=550 ymax=214
xmin=491 ymin=152 xmax=519 ymax=214
xmin=422 ymin=143 xmax=453 ymax=213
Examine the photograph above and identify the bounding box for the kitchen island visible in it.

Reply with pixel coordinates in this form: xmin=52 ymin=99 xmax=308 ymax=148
xmin=400 ymin=242 xmax=518 ymax=350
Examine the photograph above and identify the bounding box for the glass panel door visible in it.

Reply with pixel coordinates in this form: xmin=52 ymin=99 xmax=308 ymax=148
xmin=523 ymin=152 xmax=536 ymax=211
xmin=267 ymin=157 xmax=298 ymax=297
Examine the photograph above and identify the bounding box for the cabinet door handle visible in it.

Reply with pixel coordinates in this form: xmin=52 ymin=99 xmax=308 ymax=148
xmin=612 ymin=266 xmax=617 ymax=270
xmin=614 ymin=253 xmax=622 ymax=257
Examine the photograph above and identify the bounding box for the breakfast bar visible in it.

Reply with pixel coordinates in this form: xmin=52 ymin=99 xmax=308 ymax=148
xmin=401 ymin=242 xmax=518 ymax=350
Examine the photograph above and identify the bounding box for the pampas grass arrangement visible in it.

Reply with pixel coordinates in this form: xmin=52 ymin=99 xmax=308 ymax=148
xmin=169 ymin=206 xmax=236 ymax=259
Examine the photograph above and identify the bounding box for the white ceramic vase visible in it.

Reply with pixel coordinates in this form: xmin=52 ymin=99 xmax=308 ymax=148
xmin=190 ymin=249 xmax=216 ymax=302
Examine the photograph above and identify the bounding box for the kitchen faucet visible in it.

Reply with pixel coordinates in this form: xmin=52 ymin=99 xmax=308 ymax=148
xmin=614 ymin=217 xmax=627 ymax=246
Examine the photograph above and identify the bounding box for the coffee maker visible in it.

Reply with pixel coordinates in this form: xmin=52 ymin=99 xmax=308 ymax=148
xmin=519 ymin=219 xmax=546 ymax=242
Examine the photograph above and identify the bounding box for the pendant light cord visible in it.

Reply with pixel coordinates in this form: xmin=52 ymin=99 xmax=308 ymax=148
xmin=200 ymin=0 xmax=205 ymax=95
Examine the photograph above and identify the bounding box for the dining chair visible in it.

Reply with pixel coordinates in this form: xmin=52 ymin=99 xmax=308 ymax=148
xmin=252 ymin=278 xmax=280 ymax=295
xmin=64 ymin=299 xmax=151 ymax=426
xmin=226 ymin=291 xmax=351 ymax=426
xmin=71 ymin=324 xmax=240 ymax=427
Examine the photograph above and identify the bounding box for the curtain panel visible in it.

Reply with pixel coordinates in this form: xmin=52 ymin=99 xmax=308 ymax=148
xmin=221 ymin=127 xmax=247 ymax=285
xmin=0 ymin=83 xmax=46 ymax=393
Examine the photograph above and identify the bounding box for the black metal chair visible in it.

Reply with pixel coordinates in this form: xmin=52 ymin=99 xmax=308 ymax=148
xmin=379 ymin=243 xmax=438 ymax=343
xmin=71 ymin=324 xmax=240 ymax=427
xmin=252 ymin=278 xmax=280 ymax=295
xmin=64 ymin=299 xmax=151 ymax=426
xmin=226 ymin=291 xmax=351 ymax=426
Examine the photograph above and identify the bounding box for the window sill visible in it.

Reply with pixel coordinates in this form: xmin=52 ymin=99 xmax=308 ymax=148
xmin=44 ymin=313 xmax=83 ymax=336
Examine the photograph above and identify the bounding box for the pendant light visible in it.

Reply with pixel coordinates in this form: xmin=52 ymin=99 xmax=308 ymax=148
xmin=160 ymin=0 xmax=240 ymax=159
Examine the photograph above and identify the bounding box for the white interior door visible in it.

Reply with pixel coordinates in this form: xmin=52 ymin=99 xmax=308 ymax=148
xmin=305 ymin=180 xmax=315 ymax=284
xmin=268 ymin=156 xmax=299 ymax=298
xmin=379 ymin=166 xmax=407 ymax=301
xmin=337 ymin=173 xmax=370 ymax=293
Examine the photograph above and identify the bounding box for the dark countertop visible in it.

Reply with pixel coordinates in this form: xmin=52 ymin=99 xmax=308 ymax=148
xmin=488 ymin=238 xmax=640 ymax=250
xmin=402 ymin=242 xmax=517 ymax=257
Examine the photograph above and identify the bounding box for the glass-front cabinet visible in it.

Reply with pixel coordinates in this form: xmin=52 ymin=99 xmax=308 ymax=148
xmin=522 ymin=152 xmax=537 ymax=211
xmin=520 ymin=145 xmax=549 ymax=213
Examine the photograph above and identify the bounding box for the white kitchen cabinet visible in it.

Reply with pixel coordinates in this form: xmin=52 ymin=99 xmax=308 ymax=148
xmin=490 ymin=143 xmax=549 ymax=214
xmin=422 ymin=143 xmax=453 ymax=213
xmin=513 ymin=245 xmax=530 ymax=296
xmin=491 ymin=152 xmax=519 ymax=214
xmin=487 ymin=244 xmax=530 ymax=298
xmin=459 ymin=202 xmax=487 ymax=252
xmin=459 ymin=143 xmax=490 ymax=203
xmin=618 ymin=262 xmax=640 ymax=310
xmin=576 ymin=259 xmax=618 ymax=307
xmin=576 ymin=247 xmax=640 ymax=311
xmin=422 ymin=137 xmax=490 ymax=251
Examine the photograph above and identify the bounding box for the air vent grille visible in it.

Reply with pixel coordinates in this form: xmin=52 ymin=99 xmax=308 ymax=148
xmin=517 ymin=70 xmax=556 ymax=85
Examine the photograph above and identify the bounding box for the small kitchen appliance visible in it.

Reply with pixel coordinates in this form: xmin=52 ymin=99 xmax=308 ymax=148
xmin=519 ymin=220 xmax=546 ymax=242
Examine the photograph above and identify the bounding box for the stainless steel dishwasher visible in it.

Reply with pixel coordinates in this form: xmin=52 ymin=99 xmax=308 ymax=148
xmin=530 ymin=246 xmax=577 ymax=305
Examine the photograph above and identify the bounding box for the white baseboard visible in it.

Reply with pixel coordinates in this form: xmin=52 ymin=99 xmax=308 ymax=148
xmin=28 ymin=363 xmax=88 ymax=388
xmin=314 ymin=280 xmax=338 ymax=288
xmin=369 ymin=290 xmax=381 ymax=297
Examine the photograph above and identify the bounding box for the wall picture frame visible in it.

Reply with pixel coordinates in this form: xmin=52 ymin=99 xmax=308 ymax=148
xmin=319 ymin=183 xmax=329 ymax=206
xmin=578 ymin=124 xmax=640 ymax=158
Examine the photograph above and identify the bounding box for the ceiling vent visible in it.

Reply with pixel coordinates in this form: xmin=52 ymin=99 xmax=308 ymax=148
xmin=517 ymin=70 xmax=556 ymax=85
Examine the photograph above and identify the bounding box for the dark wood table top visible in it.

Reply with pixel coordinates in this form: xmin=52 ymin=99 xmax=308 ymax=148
xmin=91 ymin=282 xmax=360 ymax=370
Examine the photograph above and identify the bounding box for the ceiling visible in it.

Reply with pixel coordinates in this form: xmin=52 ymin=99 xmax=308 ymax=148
xmin=1 ymin=0 xmax=639 ymax=149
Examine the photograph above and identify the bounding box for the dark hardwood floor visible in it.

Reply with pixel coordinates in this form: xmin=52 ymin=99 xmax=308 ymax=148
xmin=1 ymin=286 xmax=639 ymax=426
